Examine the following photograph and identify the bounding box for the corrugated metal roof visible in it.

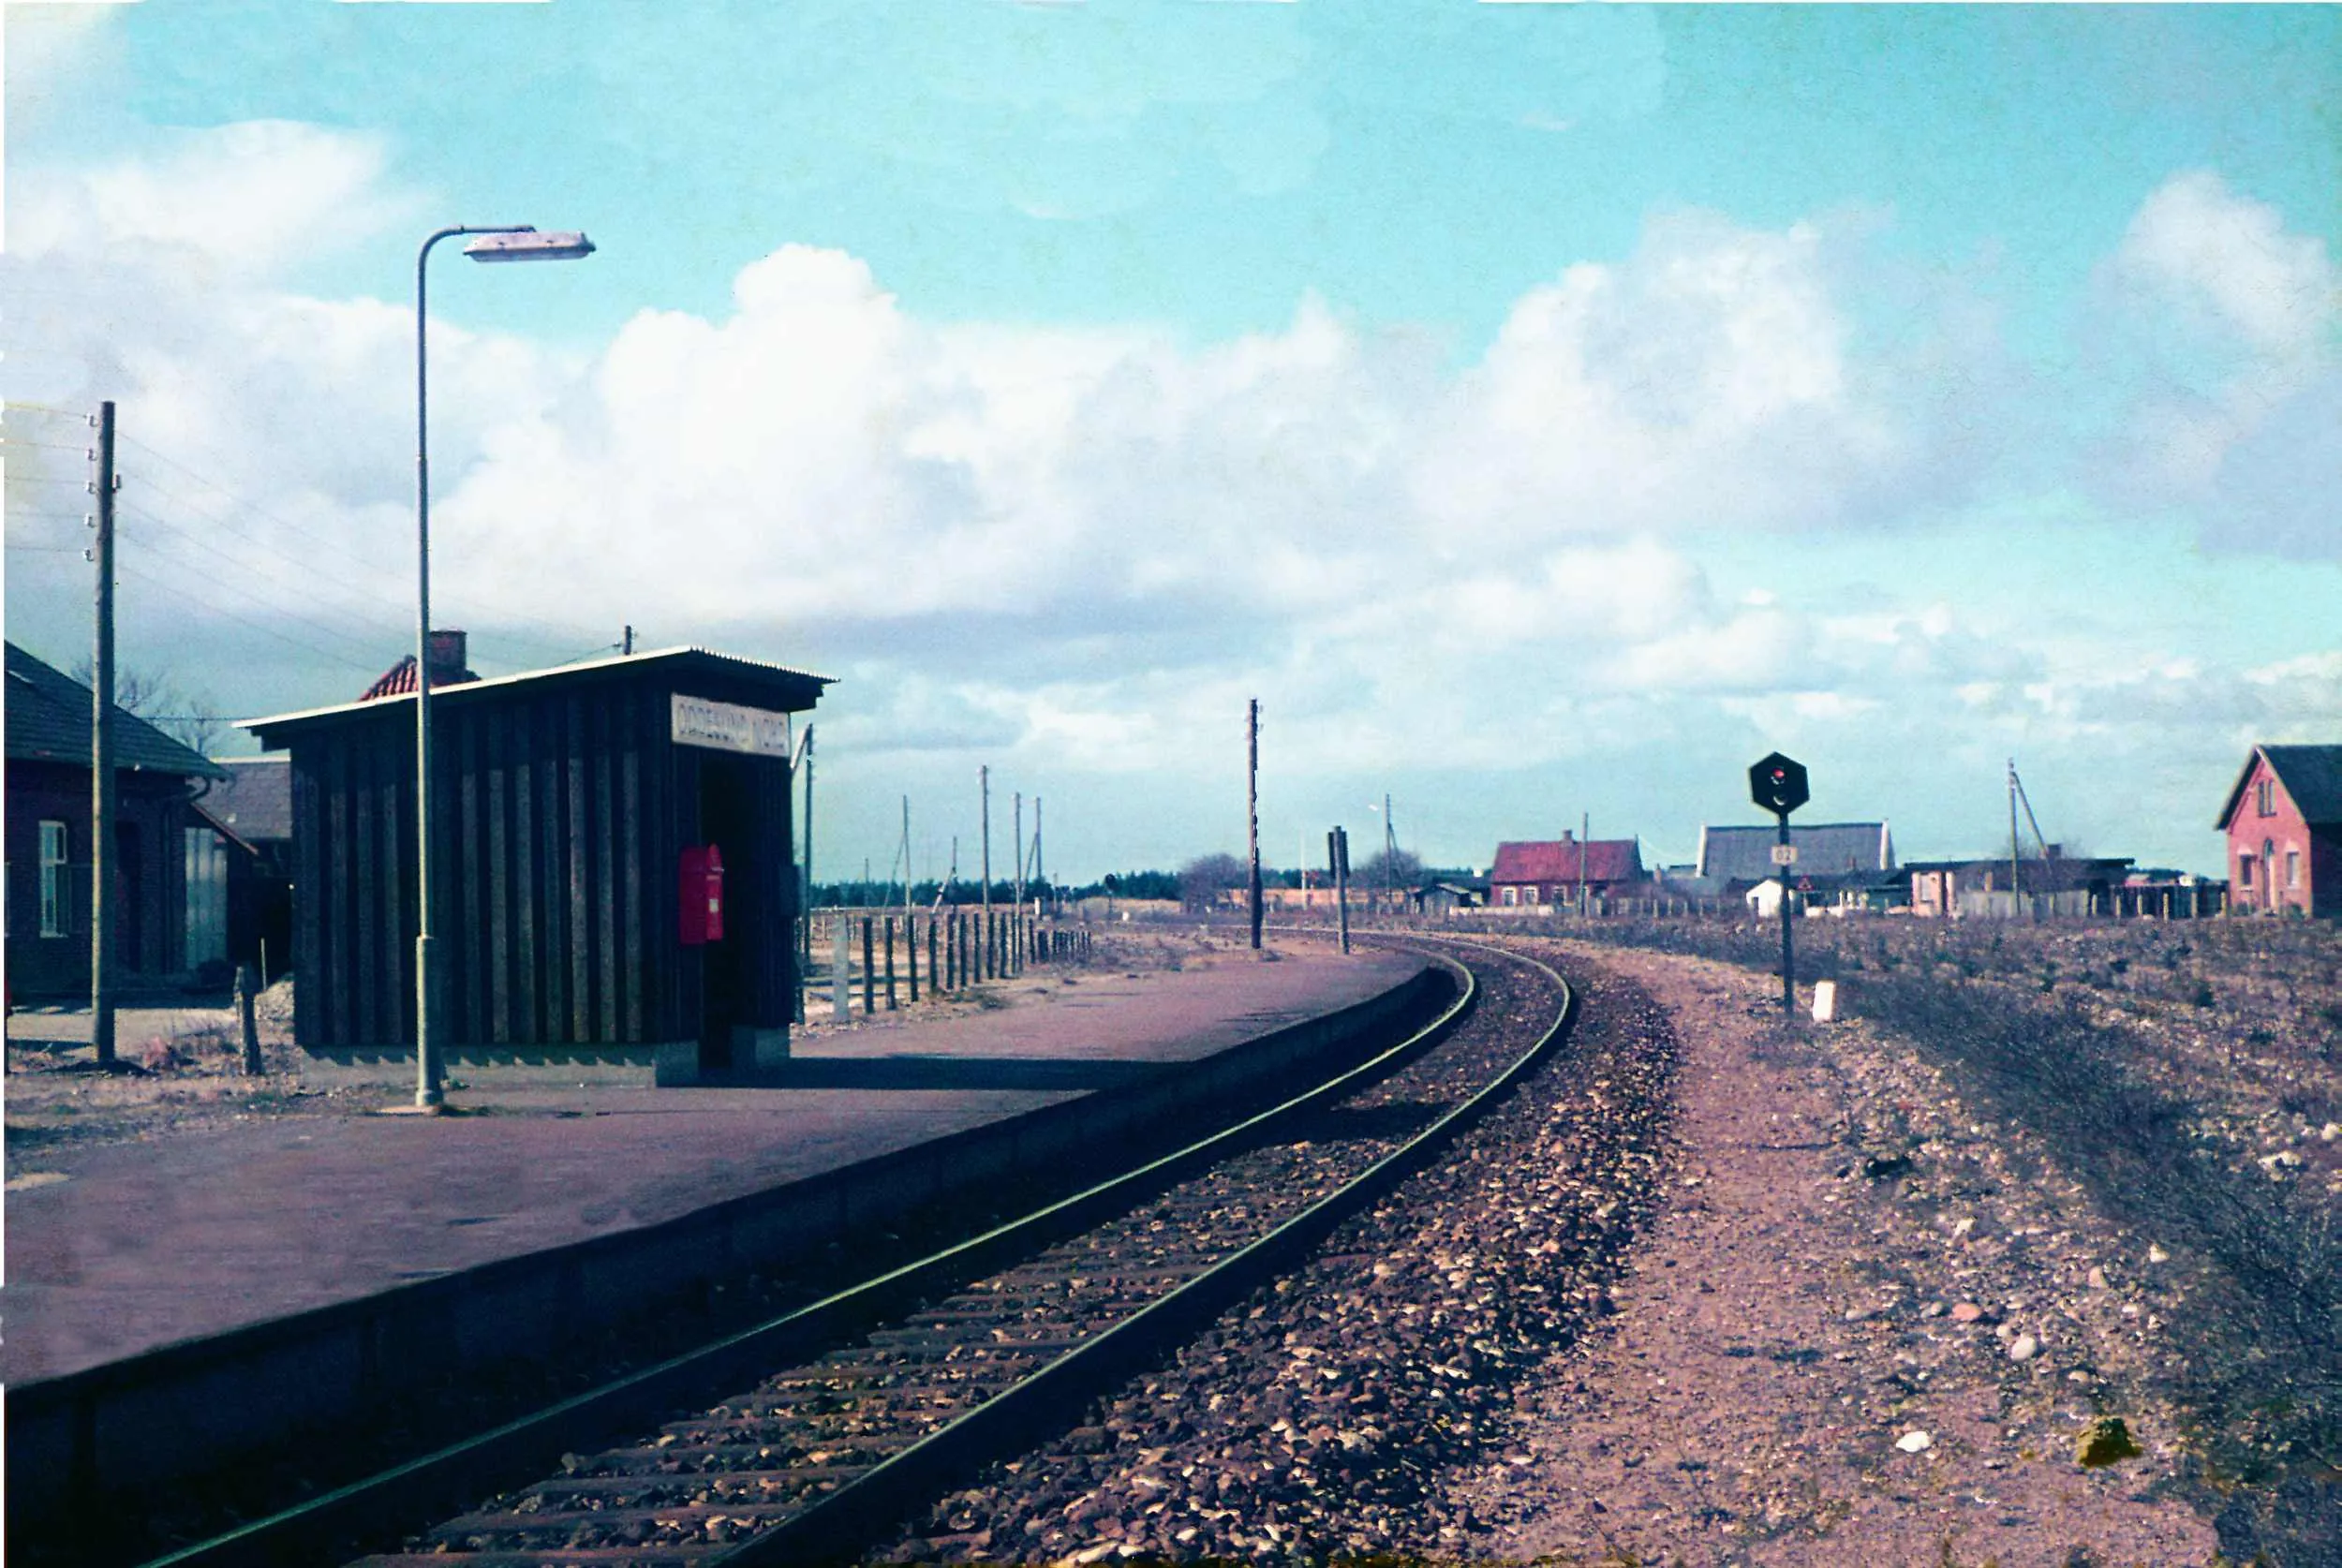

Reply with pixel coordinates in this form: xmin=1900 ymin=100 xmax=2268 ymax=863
xmin=5 ymin=642 xmax=227 ymax=779
xmin=2217 ymin=743 xmax=2342 ymax=828
xmin=1490 ymin=838 xmax=1644 ymax=884
xmin=199 ymin=757 xmax=293 ymax=842
xmin=1699 ymin=821 xmax=1892 ymax=881
xmin=240 ymin=645 xmax=834 ymax=736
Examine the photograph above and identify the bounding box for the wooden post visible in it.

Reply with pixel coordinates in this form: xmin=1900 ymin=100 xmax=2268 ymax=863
xmin=884 ymin=916 xmax=897 ymax=1010
xmin=236 ymin=963 xmax=263 ymax=1075
xmin=861 ymin=917 xmax=875 ymax=1016
xmin=979 ymin=765 xmax=991 ymax=960
xmin=831 ymin=917 xmax=848 ymax=1020
xmin=926 ymin=917 xmax=938 ymax=999
xmin=1247 ymin=698 xmax=1263 ymax=951
xmin=92 ymin=401 xmax=117 ymax=1068
xmin=907 ymin=915 xmax=919 ymax=1002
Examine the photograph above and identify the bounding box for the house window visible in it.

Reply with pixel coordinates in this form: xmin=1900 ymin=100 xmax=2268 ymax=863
xmin=39 ymin=820 xmax=69 ymax=937
xmin=2286 ymin=850 xmax=2301 ymax=890
xmin=1501 ymin=886 xmax=1518 ymax=907
xmin=2256 ymin=778 xmax=2276 ymax=817
xmin=2238 ymin=854 xmax=2255 ymax=889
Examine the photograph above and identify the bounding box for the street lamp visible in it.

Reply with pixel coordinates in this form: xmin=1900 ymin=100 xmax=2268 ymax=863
xmin=412 ymin=224 xmax=594 ymax=1110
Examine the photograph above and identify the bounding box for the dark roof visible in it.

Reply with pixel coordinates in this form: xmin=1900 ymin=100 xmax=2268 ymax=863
xmin=4 ymin=642 xmax=227 ymax=779
xmin=198 ymin=757 xmax=292 ymax=843
xmin=1699 ymin=821 xmax=1892 ymax=881
xmin=1490 ymin=838 xmax=1644 ymax=884
xmin=243 ymin=645 xmax=832 ymax=747
xmin=2217 ymin=744 xmax=2342 ymax=829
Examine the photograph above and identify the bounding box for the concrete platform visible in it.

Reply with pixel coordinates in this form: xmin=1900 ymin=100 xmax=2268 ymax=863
xmin=1 ymin=943 xmax=1421 ymax=1386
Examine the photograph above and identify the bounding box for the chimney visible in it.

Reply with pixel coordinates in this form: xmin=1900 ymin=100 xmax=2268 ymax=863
xmin=1562 ymin=829 xmax=1574 ymax=842
xmin=427 ymin=629 xmax=468 ymax=679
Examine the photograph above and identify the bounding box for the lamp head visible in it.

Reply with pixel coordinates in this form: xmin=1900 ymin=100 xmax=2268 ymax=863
xmin=464 ymin=229 xmax=596 ymax=263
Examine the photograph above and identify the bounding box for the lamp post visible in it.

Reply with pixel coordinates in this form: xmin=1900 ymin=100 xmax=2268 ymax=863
xmin=412 ymin=224 xmax=593 ymax=1110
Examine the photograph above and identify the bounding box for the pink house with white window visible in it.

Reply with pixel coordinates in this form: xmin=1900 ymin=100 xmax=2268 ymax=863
xmin=2215 ymin=744 xmax=2342 ymax=919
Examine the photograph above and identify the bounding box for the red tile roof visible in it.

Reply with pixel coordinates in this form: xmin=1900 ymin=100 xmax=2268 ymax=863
xmin=1490 ymin=838 xmax=1644 ymax=885
xmin=360 ymin=654 xmax=478 ymax=702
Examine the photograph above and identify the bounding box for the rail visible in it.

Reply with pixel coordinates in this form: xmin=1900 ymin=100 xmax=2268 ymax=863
xmin=142 ymin=941 xmax=1570 ymax=1568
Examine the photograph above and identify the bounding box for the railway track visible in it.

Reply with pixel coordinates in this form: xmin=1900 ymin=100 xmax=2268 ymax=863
xmin=148 ymin=938 xmax=1575 ymax=1568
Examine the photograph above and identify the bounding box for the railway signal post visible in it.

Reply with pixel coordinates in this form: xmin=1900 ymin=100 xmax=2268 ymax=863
xmin=1748 ymin=752 xmax=1809 ymax=1018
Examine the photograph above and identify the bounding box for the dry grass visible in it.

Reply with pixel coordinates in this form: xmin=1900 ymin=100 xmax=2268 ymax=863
xmin=1537 ymin=911 xmax=2341 ymax=1563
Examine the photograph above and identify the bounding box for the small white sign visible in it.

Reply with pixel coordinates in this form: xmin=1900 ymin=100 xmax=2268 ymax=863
xmin=1771 ymin=844 xmax=1800 ymax=865
xmin=672 ymin=694 xmax=792 ymax=758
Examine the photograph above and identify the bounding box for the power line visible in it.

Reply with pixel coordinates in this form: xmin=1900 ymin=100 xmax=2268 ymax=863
xmin=114 ymin=498 xmax=409 ymax=666
xmin=114 ymin=432 xmax=607 ymax=661
xmin=114 ymin=557 xmax=381 ymax=675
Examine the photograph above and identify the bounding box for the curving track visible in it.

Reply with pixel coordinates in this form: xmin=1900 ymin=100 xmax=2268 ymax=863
xmin=148 ymin=939 xmax=1576 ymax=1568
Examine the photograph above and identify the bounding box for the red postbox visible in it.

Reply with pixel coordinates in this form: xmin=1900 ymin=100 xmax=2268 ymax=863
xmin=679 ymin=844 xmax=725 ymax=944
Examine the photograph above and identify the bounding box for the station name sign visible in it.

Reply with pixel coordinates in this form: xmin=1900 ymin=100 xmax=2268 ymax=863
xmin=671 ymin=694 xmax=792 ymax=759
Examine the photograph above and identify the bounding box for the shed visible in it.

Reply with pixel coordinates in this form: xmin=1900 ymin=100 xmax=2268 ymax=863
xmin=244 ymin=647 xmax=830 ymax=1081
xmin=1905 ymin=854 xmax=2135 ymax=920
xmin=193 ymin=757 xmax=294 ymax=979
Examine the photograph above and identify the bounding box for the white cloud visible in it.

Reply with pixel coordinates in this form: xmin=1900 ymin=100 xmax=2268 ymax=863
xmin=2092 ymin=170 xmax=2340 ymax=558
xmin=11 ymin=120 xmax=418 ymax=275
xmin=8 ymin=119 xmax=2329 ymax=880
xmin=2113 ymin=170 xmax=2333 ymax=363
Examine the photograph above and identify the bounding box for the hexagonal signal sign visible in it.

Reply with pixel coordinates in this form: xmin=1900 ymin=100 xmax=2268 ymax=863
xmin=1749 ymin=752 xmax=1809 ymax=816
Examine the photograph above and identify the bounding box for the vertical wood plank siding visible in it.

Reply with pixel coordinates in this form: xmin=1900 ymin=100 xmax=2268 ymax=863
xmin=628 ymin=711 xmax=656 ymax=1048
xmin=284 ymin=668 xmax=811 ymax=1054
xmin=568 ymin=696 xmax=592 ymax=1043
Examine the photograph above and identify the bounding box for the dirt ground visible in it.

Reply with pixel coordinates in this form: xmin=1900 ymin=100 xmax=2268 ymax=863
xmin=1447 ymin=943 xmax=2226 ymax=1567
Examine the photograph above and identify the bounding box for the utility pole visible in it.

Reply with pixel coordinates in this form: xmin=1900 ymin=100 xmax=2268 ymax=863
xmin=1247 ymin=700 xmax=1264 ymax=951
xmin=622 ymin=624 xmax=634 ymax=655
xmin=901 ymin=795 xmax=912 ymax=915
xmin=1033 ymin=797 xmax=1045 ymax=911
xmin=90 ymin=401 xmax=118 ymax=1069
xmin=980 ymin=763 xmax=992 ymax=916
xmin=1014 ymin=791 xmax=1024 ymax=911
xmin=2007 ymin=758 xmax=2023 ymax=914
xmin=1579 ymin=810 xmax=1591 ymax=919
xmin=800 ymin=725 xmax=815 ymax=969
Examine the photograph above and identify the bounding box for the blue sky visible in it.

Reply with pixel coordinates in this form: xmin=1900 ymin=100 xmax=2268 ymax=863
xmin=6 ymin=2 xmax=2337 ymax=881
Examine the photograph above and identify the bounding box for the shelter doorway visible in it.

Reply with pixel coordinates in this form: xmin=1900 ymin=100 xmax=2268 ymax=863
xmin=695 ymin=751 xmax=763 ymax=1072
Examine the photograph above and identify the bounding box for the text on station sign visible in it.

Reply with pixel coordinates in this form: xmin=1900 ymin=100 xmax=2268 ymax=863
xmin=671 ymin=694 xmax=793 ymax=758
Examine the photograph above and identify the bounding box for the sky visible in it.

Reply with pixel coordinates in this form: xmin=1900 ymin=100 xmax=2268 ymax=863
xmin=4 ymin=1 xmax=2337 ymax=884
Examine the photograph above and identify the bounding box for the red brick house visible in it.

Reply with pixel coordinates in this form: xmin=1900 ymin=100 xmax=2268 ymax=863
xmin=2216 ymin=744 xmax=2342 ymax=918
xmin=1489 ymin=834 xmax=1643 ymax=908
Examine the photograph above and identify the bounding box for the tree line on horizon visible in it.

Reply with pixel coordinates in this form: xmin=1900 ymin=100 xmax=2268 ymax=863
xmin=811 ymin=848 xmax=1447 ymax=913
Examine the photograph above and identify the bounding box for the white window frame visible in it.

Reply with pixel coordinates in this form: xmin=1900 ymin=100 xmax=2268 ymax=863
xmin=39 ymin=820 xmax=69 ymax=938
xmin=2257 ymin=778 xmax=2276 ymax=817
xmin=2286 ymin=849 xmax=2301 ymax=890
xmin=2238 ymin=852 xmax=2256 ymax=889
